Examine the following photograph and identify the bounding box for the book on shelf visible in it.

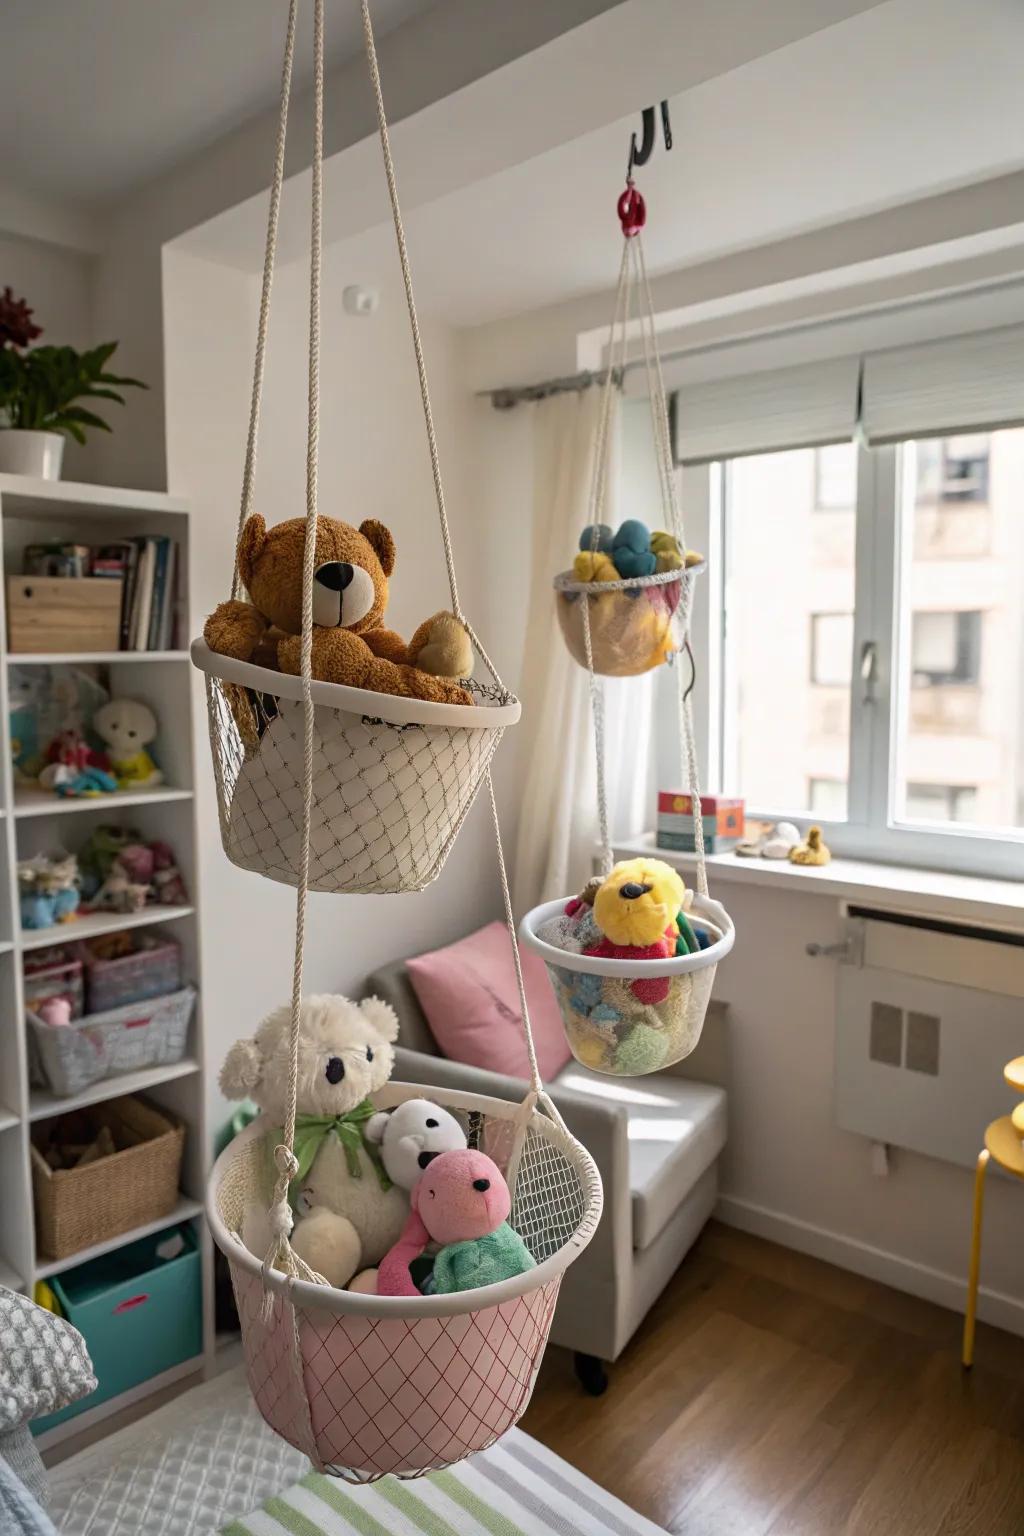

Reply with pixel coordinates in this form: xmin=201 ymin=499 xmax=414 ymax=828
xmin=657 ymin=792 xmax=745 ymax=838
xmin=16 ymin=536 xmax=179 ymax=652
xmin=656 ymin=829 xmax=743 ymax=854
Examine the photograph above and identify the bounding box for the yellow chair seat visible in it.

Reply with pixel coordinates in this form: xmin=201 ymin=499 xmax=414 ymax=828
xmin=984 ymin=1115 xmax=1024 ymax=1179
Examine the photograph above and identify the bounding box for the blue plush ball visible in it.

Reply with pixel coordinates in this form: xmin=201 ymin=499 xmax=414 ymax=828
xmin=612 ymin=545 xmax=657 ymax=579
xmin=578 ymin=523 xmax=614 ymax=553
xmin=612 ymin=519 xmax=651 ymax=553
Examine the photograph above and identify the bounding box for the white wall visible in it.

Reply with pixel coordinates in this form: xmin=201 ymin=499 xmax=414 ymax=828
xmin=163 ymin=240 xmax=512 ymax=1135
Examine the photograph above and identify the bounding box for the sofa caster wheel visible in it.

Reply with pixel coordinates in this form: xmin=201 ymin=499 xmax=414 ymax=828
xmin=574 ymin=1352 xmax=609 ymax=1396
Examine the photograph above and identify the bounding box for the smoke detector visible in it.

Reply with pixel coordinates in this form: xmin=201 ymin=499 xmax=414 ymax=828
xmin=342 ymin=285 xmax=379 ymax=317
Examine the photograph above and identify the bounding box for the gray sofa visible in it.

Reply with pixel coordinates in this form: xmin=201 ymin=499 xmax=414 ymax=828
xmin=364 ymin=955 xmax=728 ymax=1392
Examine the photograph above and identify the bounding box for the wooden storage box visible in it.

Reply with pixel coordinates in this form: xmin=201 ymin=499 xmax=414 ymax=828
xmin=31 ymin=1095 xmax=185 ymax=1261
xmin=7 ymin=575 xmax=123 ymax=653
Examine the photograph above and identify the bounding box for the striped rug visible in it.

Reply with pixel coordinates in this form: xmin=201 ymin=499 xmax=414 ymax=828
xmin=221 ymin=1430 xmax=665 ymax=1536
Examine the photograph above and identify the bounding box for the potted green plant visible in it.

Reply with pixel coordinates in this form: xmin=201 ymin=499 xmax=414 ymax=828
xmin=0 ymin=289 xmax=146 ymax=480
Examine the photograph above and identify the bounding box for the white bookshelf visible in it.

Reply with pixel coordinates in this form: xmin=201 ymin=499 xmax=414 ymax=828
xmin=0 ymin=475 xmax=212 ymax=1445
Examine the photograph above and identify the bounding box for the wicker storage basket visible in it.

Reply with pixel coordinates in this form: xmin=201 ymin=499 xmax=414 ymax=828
xmin=521 ymin=894 xmax=735 ymax=1076
xmin=192 ymin=641 xmax=520 ymax=896
xmin=29 ymin=986 xmax=196 ymax=1099
xmin=209 ymin=1082 xmax=601 ymax=1482
xmin=31 ymin=1095 xmax=185 ymax=1260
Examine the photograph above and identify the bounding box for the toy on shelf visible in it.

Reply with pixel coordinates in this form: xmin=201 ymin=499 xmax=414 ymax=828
xmin=218 ymin=994 xmax=410 ymax=1290
xmin=39 ymin=727 xmax=118 ymax=799
xmin=92 ymin=699 xmax=164 ymax=789
xmin=377 ymin=1148 xmax=535 ymax=1297
xmin=77 ymin=826 xmax=189 ymax=912
xmin=18 ymin=852 xmax=81 ymax=929
xmin=558 ymin=517 xmax=705 ymax=677
xmin=789 ymin=825 xmax=832 ymax=867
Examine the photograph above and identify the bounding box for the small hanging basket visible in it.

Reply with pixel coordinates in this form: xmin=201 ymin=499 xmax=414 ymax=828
xmin=208 ymin=1082 xmax=601 ymax=1482
xmin=554 ymin=561 xmax=704 ymax=677
xmin=521 ymin=893 xmax=734 ymax=1076
xmin=193 ymin=640 xmax=519 ymax=895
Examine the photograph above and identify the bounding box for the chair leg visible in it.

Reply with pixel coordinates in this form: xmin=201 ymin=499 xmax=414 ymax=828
xmin=573 ymin=1352 xmax=609 ymax=1396
xmin=962 ymin=1149 xmax=990 ymax=1369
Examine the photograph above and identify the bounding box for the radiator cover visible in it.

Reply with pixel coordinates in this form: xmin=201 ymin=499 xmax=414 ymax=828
xmin=834 ymin=910 xmax=1024 ymax=1170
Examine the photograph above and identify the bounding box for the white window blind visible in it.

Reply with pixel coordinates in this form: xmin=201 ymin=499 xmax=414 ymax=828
xmin=673 ymin=356 xmax=860 ymax=465
xmin=859 ymin=322 xmax=1024 ymax=444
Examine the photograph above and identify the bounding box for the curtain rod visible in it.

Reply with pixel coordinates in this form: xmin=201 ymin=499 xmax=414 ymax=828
xmin=483 ymin=367 xmax=623 ymax=410
xmin=479 ymin=270 xmax=1024 ymax=410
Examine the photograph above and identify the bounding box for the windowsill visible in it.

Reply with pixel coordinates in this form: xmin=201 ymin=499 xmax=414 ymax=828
xmin=615 ymin=831 xmax=1024 ymax=929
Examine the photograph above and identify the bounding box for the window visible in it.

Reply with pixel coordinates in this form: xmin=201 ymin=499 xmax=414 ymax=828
xmin=720 ymin=445 xmax=856 ymax=817
xmin=910 ymin=611 xmax=981 ymax=687
xmin=811 ymin=613 xmax=854 ymax=686
xmin=814 ymin=444 xmax=857 ymax=510
xmin=710 ymin=429 xmax=1024 ymax=874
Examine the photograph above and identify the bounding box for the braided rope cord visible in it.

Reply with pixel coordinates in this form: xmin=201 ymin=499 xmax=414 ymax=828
xmin=579 ymin=222 xmax=708 ymax=894
xmin=248 ymin=2 xmax=545 ymax=1290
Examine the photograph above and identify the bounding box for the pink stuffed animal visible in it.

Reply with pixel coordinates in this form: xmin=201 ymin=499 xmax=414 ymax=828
xmin=377 ymin=1148 xmax=535 ymax=1297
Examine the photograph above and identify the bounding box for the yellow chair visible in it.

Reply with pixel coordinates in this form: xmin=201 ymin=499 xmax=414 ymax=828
xmin=962 ymin=1056 xmax=1024 ymax=1368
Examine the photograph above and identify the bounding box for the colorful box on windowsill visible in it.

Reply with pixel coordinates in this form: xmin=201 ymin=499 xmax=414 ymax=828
xmin=656 ymin=793 xmax=745 ymax=854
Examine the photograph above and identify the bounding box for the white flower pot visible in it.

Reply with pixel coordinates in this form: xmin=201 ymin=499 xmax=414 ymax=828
xmin=0 ymin=430 xmax=65 ymax=480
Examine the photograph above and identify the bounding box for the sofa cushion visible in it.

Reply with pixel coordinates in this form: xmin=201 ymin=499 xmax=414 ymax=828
xmin=406 ymin=921 xmax=572 ymax=1082
xmin=554 ymin=1065 xmax=727 ymax=1250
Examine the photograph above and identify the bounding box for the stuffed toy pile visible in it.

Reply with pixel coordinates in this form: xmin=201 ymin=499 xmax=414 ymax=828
xmin=205 ymin=513 xmax=474 ymax=705
xmin=572 ymin=520 xmax=702 ymax=583
xmin=538 ymin=856 xmax=716 ymax=1075
xmin=220 ymin=996 xmax=538 ymax=1295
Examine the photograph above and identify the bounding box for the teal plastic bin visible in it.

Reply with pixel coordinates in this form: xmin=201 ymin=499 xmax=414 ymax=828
xmin=32 ymin=1224 xmax=202 ymax=1434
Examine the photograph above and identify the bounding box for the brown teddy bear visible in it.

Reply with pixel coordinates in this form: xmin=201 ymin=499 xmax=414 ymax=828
xmin=204 ymin=514 xmax=474 ymax=706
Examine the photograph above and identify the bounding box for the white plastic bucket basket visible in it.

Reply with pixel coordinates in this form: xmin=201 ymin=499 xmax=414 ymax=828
xmin=521 ymin=893 xmax=735 ymax=1076
xmin=208 ymin=1082 xmax=602 ymax=1482
xmin=192 ymin=640 xmax=520 ymax=895
xmin=554 ymin=563 xmax=703 ymax=677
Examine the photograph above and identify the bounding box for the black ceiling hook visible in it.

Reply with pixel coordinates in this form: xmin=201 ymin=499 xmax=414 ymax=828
xmin=628 ymin=100 xmax=672 ymax=176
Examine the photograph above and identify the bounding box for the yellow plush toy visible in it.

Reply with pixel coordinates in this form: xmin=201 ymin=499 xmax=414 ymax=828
xmin=591 ymin=858 xmax=686 ymax=950
xmin=572 ymin=549 xmax=619 ymax=583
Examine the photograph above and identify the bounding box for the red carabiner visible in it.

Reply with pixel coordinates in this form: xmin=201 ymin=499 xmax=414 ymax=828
xmin=617 ymin=182 xmax=646 ymax=237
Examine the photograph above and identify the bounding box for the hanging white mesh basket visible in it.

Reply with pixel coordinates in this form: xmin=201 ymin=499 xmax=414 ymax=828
xmin=192 ymin=640 xmax=519 ymax=896
xmin=554 ymin=562 xmax=704 ymax=677
xmin=521 ymin=893 xmax=734 ymax=1076
xmin=208 ymin=1082 xmax=601 ymax=1482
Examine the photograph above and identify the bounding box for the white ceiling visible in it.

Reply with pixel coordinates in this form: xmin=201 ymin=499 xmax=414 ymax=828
xmin=185 ymin=0 xmax=1024 ymax=332
xmin=0 ymin=0 xmax=438 ymax=207
xmin=391 ymin=0 xmax=1024 ymax=325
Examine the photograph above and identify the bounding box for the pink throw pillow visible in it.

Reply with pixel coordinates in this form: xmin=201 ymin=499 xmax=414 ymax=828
xmin=406 ymin=921 xmax=571 ymax=1082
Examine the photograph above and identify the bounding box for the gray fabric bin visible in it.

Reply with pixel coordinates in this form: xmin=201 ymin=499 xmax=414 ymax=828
xmin=29 ymin=986 xmax=196 ymax=1097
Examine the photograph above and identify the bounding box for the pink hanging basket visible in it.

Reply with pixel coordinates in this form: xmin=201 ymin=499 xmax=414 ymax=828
xmin=208 ymin=1082 xmax=602 ymax=1482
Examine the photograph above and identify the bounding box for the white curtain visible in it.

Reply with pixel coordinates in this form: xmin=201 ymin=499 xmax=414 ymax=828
xmin=512 ymin=387 xmax=620 ymax=912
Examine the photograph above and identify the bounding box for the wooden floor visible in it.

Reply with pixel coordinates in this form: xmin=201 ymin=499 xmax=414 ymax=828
xmin=522 ymin=1222 xmax=1024 ymax=1535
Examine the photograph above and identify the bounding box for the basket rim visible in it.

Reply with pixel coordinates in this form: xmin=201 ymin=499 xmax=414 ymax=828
xmin=520 ymin=891 xmax=735 ymax=977
xmin=207 ymin=1081 xmax=603 ymax=1319
xmin=553 ymin=559 xmax=706 ymax=595
xmin=191 ymin=638 xmax=521 ymax=730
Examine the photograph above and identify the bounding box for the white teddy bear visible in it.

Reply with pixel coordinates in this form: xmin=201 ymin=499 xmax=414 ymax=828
xmin=219 ymin=993 xmax=409 ymax=1289
xmin=365 ymin=1098 xmax=466 ymax=1190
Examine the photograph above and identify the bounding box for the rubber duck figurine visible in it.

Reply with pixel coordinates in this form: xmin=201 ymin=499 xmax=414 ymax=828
xmin=789 ymin=825 xmax=832 ymax=867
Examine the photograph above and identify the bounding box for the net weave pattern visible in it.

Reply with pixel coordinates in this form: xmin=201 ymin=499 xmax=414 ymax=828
xmin=205 ymin=678 xmax=510 ymax=895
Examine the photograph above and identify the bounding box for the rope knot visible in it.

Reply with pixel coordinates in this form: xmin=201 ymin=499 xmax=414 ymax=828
xmin=273 ymin=1143 xmax=300 ymax=1181
xmin=268 ymin=1198 xmax=294 ymax=1241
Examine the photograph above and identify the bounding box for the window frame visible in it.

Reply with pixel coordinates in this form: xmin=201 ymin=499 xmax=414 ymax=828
xmin=681 ymin=443 xmax=1024 ymax=880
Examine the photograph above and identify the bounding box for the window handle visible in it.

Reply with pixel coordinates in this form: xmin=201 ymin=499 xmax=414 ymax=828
xmin=860 ymin=640 xmax=878 ymax=704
